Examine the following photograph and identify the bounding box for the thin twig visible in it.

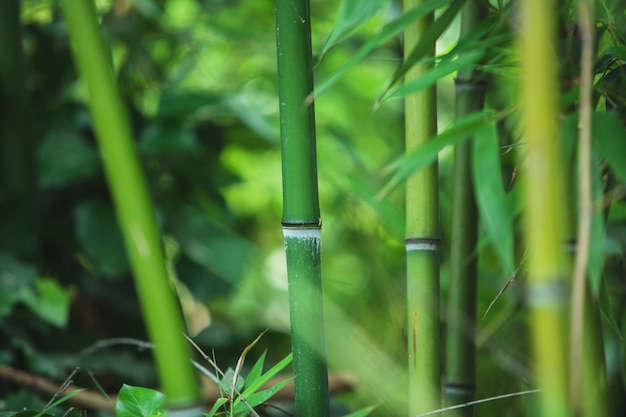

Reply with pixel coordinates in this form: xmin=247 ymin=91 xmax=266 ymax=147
xmin=415 ymin=389 xmax=541 ymax=417
xmin=570 ymin=0 xmax=595 ymax=411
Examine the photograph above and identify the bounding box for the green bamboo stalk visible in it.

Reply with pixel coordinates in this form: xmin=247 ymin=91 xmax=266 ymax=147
xmin=274 ymin=1 xmax=330 ymax=417
xmin=445 ymin=1 xmax=487 ymax=415
xmin=0 ymin=0 xmax=35 ymax=259
xmin=404 ymin=0 xmax=441 ymax=415
xmin=519 ymin=0 xmax=571 ymax=416
xmin=61 ymin=1 xmax=202 ymax=411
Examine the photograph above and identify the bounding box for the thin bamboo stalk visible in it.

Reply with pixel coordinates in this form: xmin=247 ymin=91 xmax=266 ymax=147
xmin=61 ymin=1 xmax=202 ymax=410
xmin=445 ymin=1 xmax=487 ymax=415
xmin=404 ymin=0 xmax=441 ymax=415
xmin=274 ymin=1 xmax=330 ymax=416
xmin=0 ymin=0 xmax=34 ymax=259
xmin=519 ymin=0 xmax=571 ymax=416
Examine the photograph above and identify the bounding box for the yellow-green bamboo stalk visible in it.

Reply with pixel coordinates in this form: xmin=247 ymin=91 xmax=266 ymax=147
xmin=519 ymin=0 xmax=571 ymax=416
xmin=404 ymin=0 xmax=440 ymax=415
xmin=61 ymin=1 xmax=202 ymax=411
xmin=445 ymin=1 xmax=487 ymax=415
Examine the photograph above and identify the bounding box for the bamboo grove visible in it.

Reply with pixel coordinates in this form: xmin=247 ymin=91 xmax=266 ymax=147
xmin=2 ymin=0 xmax=626 ymax=417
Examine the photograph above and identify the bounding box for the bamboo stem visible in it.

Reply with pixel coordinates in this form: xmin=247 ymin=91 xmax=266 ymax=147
xmin=519 ymin=0 xmax=571 ymax=416
xmin=404 ymin=0 xmax=441 ymax=415
xmin=274 ymin=1 xmax=331 ymax=416
xmin=61 ymin=1 xmax=202 ymax=410
xmin=445 ymin=1 xmax=487 ymax=415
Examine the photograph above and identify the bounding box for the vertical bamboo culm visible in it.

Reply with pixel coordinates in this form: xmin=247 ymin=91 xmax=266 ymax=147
xmin=519 ymin=0 xmax=571 ymax=416
xmin=274 ymin=1 xmax=331 ymax=417
xmin=61 ymin=1 xmax=202 ymax=411
xmin=404 ymin=0 xmax=441 ymax=415
xmin=445 ymin=1 xmax=487 ymax=415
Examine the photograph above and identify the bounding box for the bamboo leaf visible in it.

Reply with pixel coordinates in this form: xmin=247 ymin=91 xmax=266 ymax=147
xmin=234 ymin=353 xmax=293 ymax=407
xmin=385 ymin=0 xmax=467 ymax=92
xmin=378 ymin=110 xmax=497 ymax=198
xmin=383 ymin=49 xmax=484 ymax=101
xmin=472 ymin=120 xmax=514 ymax=273
xmin=593 ymin=111 xmax=626 ymax=184
xmin=233 ymin=379 xmax=292 ymax=415
xmin=312 ymin=0 xmax=448 ymax=100
xmin=205 ymin=398 xmax=229 ymax=417
xmin=320 ymin=0 xmax=391 ymax=57
xmin=244 ymin=350 xmax=267 ymax=390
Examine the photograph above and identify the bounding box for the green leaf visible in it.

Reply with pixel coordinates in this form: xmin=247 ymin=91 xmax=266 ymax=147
xmin=22 ymin=277 xmax=73 ymax=328
xmin=203 ymin=397 xmax=229 ymax=417
xmin=235 ymin=353 xmax=292 ymax=407
xmin=379 ymin=110 xmax=497 ymax=197
xmin=386 ymin=0 xmax=467 ymax=91
xmin=38 ymin=130 xmax=100 ymax=187
xmin=171 ymin=205 xmax=253 ymax=287
xmin=593 ymin=112 xmax=626 ymax=184
xmin=341 ymin=404 xmax=378 ymax=417
xmin=313 ymin=0 xmax=448 ymax=99
xmin=139 ymin=123 xmax=199 ymax=155
xmin=320 ymin=0 xmax=391 ymax=57
xmin=116 ymin=385 xmax=165 ymax=417
xmin=383 ymin=49 xmax=484 ymax=101
xmin=219 ymin=367 xmax=245 ymax=393
xmin=0 ymin=253 xmax=36 ymax=322
xmin=473 ymin=120 xmax=514 ymax=274
xmin=588 ymin=150 xmax=605 ymax=295
xmin=74 ymin=199 xmax=128 ymax=278
xmin=244 ymin=350 xmax=267 ymax=389
xmin=233 ymin=379 xmax=291 ymax=415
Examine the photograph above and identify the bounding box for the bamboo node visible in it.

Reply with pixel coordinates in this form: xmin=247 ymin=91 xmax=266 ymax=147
xmin=405 ymin=237 xmax=440 ymax=252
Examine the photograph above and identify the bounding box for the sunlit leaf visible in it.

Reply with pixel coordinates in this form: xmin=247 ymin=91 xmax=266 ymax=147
xmin=473 ymin=120 xmax=514 ymax=274
xmin=320 ymin=0 xmax=391 ymax=57
xmin=313 ymin=0 xmax=448 ymax=99
xmin=378 ymin=110 xmax=497 ymax=198
xmin=236 ymin=353 xmax=293 ymax=405
xmin=116 ymin=385 xmax=165 ymax=417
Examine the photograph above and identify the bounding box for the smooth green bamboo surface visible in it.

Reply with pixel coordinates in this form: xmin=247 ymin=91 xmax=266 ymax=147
xmin=404 ymin=0 xmax=441 ymax=415
xmin=519 ymin=0 xmax=571 ymax=416
xmin=0 ymin=0 xmax=35 ymax=259
xmin=445 ymin=1 xmax=487 ymax=415
xmin=274 ymin=1 xmax=330 ymax=416
xmin=61 ymin=1 xmax=201 ymax=409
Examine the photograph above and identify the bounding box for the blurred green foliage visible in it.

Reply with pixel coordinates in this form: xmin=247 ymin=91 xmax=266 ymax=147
xmin=1 ymin=0 xmax=626 ymax=416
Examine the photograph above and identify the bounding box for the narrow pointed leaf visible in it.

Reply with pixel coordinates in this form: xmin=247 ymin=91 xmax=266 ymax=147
xmin=385 ymin=0 xmax=467 ymax=92
xmin=320 ymin=0 xmax=391 ymax=57
xmin=244 ymin=350 xmax=267 ymax=389
xmin=204 ymin=397 xmax=229 ymax=417
xmin=312 ymin=0 xmax=448 ymax=99
xmin=472 ymin=121 xmax=514 ymax=273
xmin=233 ymin=379 xmax=292 ymax=414
xmin=384 ymin=50 xmax=484 ymax=101
xmin=235 ymin=353 xmax=293 ymax=406
xmin=379 ymin=110 xmax=496 ymax=198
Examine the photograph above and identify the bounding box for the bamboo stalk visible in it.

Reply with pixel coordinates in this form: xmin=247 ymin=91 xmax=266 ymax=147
xmin=61 ymin=1 xmax=202 ymax=411
xmin=403 ymin=0 xmax=441 ymax=415
xmin=0 ymin=0 xmax=35 ymax=259
xmin=519 ymin=0 xmax=571 ymax=416
xmin=445 ymin=1 xmax=487 ymax=415
xmin=274 ymin=1 xmax=331 ymax=416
